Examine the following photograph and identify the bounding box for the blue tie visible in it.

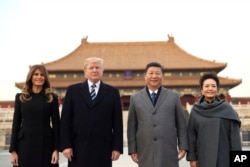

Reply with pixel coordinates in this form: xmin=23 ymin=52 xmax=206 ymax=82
xmin=151 ymin=92 xmax=156 ymax=105
xmin=90 ymin=84 xmax=96 ymax=101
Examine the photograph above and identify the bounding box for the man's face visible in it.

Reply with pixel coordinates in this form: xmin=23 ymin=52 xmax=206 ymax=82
xmin=145 ymin=66 xmax=163 ymax=90
xmin=84 ymin=62 xmax=103 ymax=83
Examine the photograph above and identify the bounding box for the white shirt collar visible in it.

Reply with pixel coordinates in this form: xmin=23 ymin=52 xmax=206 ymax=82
xmin=88 ymin=80 xmax=100 ymax=91
xmin=149 ymin=89 xmax=158 ymax=94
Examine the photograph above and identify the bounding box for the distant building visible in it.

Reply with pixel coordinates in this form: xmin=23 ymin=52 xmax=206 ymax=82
xmin=15 ymin=35 xmax=241 ymax=110
xmin=231 ymin=97 xmax=250 ymax=105
xmin=0 ymin=101 xmax=14 ymax=108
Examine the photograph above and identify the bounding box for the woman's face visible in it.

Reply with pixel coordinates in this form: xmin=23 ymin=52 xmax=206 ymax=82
xmin=32 ymin=69 xmax=45 ymax=87
xmin=201 ymin=78 xmax=218 ymax=102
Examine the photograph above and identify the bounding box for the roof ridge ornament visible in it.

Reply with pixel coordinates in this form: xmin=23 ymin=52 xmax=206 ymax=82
xmin=81 ymin=36 xmax=88 ymax=44
xmin=168 ymin=34 xmax=175 ymax=42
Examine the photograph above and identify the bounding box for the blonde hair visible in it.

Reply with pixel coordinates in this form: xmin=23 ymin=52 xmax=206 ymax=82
xmin=20 ymin=64 xmax=55 ymax=103
xmin=83 ymin=57 xmax=104 ymax=70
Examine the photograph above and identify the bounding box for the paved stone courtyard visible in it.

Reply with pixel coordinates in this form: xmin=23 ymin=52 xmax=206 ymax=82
xmin=1 ymin=147 xmax=189 ymax=167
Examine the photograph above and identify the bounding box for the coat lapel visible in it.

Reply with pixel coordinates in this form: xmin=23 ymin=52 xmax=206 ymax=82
xmin=155 ymin=87 xmax=168 ymax=110
xmin=79 ymin=81 xmax=93 ymax=107
xmin=141 ymin=88 xmax=155 ymax=111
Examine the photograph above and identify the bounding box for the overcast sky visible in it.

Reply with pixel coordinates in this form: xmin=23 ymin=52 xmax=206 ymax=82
xmin=0 ymin=0 xmax=249 ymax=100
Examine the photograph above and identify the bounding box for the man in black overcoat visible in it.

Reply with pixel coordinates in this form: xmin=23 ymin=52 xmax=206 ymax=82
xmin=60 ymin=57 xmax=123 ymax=167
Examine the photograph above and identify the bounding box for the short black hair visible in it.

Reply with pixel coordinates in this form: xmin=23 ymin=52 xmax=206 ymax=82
xmin=199 ymin=72 xmax=220 ymax=89
xmin=145 ymin=62 xmax=164 ymax=73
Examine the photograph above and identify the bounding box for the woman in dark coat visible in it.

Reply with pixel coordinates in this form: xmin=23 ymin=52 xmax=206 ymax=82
xmin=9 ymin=64 xmax=60 ymax=167
xmin=186 ymin=73 xmax=242 ymax=167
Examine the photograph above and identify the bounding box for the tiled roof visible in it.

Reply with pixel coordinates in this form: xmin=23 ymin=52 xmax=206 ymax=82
xmin=43 ymin=36 xmax=227 ymax=72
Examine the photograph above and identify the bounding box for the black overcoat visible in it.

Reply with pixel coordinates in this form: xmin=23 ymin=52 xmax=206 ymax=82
xmin=60 ymin=81 xmax=123 ymax=167
xmin=9 ymin=92 xmax=60 ymax=167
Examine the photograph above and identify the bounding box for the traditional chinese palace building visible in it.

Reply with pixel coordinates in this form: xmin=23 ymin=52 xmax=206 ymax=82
xmin=15 ymin=35 xmax=241 ymax=110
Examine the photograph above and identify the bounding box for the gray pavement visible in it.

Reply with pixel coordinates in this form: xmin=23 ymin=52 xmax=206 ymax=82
xmin=1 ymin=147 xmax=189 ymax=167
xmin=1 ymin=146 xmax=250 ymax=167
xmin=59 ymin=147 xmax=189 ymax=167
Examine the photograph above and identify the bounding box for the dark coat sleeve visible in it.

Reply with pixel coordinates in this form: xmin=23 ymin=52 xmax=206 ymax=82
xmin=51 ymin=94 xmax=60 ymax=150
xmin=174 ymin=93 xmax=188 ymax=151
xmin=9 ymin=93 xmax=22 ymax=153
xmin=230 ymin=120 xmax=242 ymax=151
xmin=186 ymin=111 xmax=198 ymax=161
xmin=110 ymin=87 xmax=123 ymax=153
xmin=59 ymin=86 xmax=74 ymax=151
